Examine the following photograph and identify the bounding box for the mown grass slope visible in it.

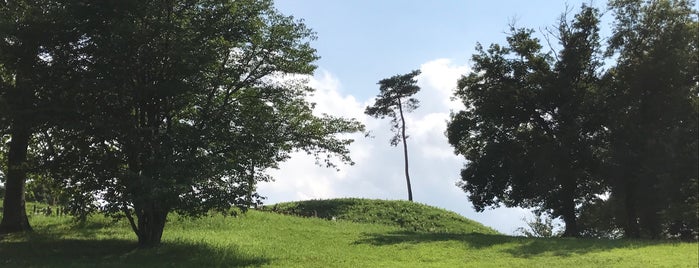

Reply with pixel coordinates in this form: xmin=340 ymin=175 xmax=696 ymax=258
xmin=261 ymin=198 xmax=498 ymax=235
xmin=0 ymin=199 xmax=697 ymax=267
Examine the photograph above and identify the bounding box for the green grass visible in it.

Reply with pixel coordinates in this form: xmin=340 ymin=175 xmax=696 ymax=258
xmin=0 ymin=199 xmax=697 ymax=267
xmin=260 ymin=198 xmax=498 ymax=235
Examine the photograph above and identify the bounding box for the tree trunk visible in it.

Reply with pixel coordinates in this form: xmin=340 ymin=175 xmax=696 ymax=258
xmin=623 ymin=189 xmax=641 ymax=238
xmin=247 ymin=162 xmax=255 ymax=208
xmin=133 ymin=202 xmax=169 ymax=248
xmin=1 ymin=44 xmax=36 ymax=234
xmin=123 ymin=154 xmax=169 ymax=247
xmin=397 ymin=100 xmax=413 ymax=202
xmin=560 ymin=201 xmax=579 ymax=237
xmin=560 ymin=177 xmax=579 ymax=237
xmin=0 ymin=122 xmax=32 ymax=233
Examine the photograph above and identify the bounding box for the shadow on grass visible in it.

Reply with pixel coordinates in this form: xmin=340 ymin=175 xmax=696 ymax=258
xmin=354 ymin=231 xmax=667 ymax=257
xmin=0 ymin=233 xmax=270 ymax=267
xmin=354 ymin=231 xmax=512 ymax=248
xmin=2 ymin=219 xmax=125 ymax=243
xmin=262 ymin=198 xmax=358 ymax=219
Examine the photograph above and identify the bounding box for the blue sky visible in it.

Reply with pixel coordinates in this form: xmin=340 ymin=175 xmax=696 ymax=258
xmin=260 ymin=1 xmax=612 ymax=234
xmin=274 ymin=0 xmax=611 ymax=100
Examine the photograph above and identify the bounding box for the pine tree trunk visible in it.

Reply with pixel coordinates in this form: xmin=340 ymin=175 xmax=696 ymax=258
xmin=0 ymin=122 xmax=32 ymax=233
xmin=397 ymin=100 xmax=413 ymax=202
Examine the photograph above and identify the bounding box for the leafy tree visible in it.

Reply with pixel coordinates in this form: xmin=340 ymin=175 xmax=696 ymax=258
xmin=0 ymin=0 xmax=80 ymax=233
xmin=602 ymin=0 xmax=698 ymax=239
xmin=213 ymin=86 xmax=363 ymax=209
xmin=44 ymin=0 xmax=362 ymax=247
xmin=447 ymin=6 xmax=605 ymax=236
xmin=365 ymin=70 xmax=421 ymax=202
xmin=0 ymin=0 xmax=39 ymax=233
xmin=24 ymin=152 xmax=68 ymax=207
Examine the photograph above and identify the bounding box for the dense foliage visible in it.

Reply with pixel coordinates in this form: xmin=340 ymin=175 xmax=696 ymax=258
xmin=0 ymin=0 xmax=363 ymax=247
xmin=600 ymin=0 xmax=699 ymax=239
xmin=447 ymin=6 xmax=605 ymax=237
xmin=0 ymin=0 xmax=77 ymax=233
xmin=447 ymin=1 xmax=698 ymax=239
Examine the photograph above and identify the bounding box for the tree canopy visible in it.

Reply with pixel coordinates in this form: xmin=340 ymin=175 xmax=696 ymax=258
xmin=0 ymin=0 xmax=82 ymax=233
xmin=600 ymin=0 xmax=698 ymax=239
xmin=0 ymin=0 xmax=363 ymax=247
xmin=447 ymin=6 xmax=604 ymax=237
xmin=447 ymin=0 xmax=698 ymax=239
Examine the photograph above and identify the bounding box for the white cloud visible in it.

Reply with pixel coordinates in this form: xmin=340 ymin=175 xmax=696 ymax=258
xmin=258 ymin=59 xmax=533 ymax=234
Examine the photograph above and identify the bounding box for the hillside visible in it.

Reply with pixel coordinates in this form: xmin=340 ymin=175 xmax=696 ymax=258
xmin=261 ymin=198 xmax=498 ymax=235
xmin=0 ymin=201 xmax=697 ymax=267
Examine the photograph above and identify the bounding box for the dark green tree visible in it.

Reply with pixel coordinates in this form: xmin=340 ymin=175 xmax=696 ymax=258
xmin=46 ymin=0 xmax=362 ymax=247
xmin=0 ymin=0 xmax=80 ymax=233
xmin=602 ymin=0 xmax=698 ymax=239
xmin=365 ymin=70 xmax=421 ymax=202
xmin=447 ymin=6 xmax=605 ymax=236
xmin=0 ymin=0 xmax=42 ymax=233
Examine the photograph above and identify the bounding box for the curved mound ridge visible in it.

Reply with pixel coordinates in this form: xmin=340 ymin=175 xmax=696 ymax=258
xmin=262 ymin=198 xmax=498 ymax=235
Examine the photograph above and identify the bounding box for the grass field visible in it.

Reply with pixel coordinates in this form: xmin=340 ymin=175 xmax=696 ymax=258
xmin=1 ymin=199 xmax=697 ymax=267
xmin=260 ymin=198 xmax=498 ymax=234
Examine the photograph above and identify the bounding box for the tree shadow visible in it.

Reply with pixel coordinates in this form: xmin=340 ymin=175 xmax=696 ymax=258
xmin=0 ymin=234 xmax=270 ymax=267
xmin=5 ymin=219 xmax=125 ymax=242
xmin=263 ymin=198 xmax=360 ymax=219
xmin=354 ymin=230 xmax=668 ymax=257
xmin=501 ymin=237 xmax=664 ymax=257
xmin=354 ymin=231 xmax=514 ymax=248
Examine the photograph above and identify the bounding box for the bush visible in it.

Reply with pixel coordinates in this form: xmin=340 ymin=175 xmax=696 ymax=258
xmin=514 ymin=214 xmax=561 ymax=238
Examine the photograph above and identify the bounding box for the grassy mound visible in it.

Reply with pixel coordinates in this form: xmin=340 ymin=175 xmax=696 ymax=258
xmin=261 ymin=198 xmax=498 ymax=234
